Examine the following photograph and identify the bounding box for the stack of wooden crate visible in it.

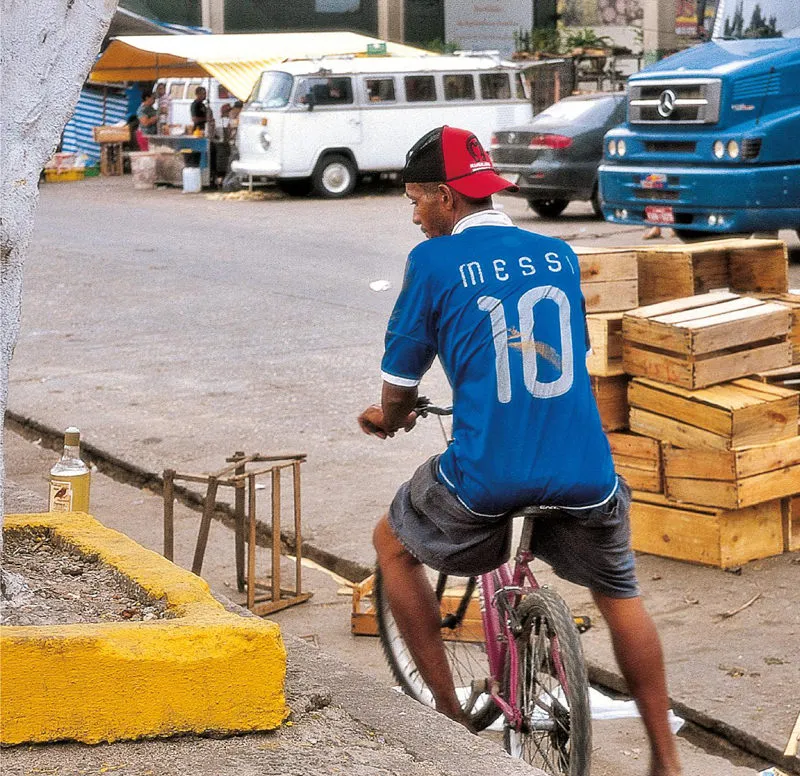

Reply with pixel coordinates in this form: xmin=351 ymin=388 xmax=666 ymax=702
xmin=576 ymin=238 xmax=799 ymax=568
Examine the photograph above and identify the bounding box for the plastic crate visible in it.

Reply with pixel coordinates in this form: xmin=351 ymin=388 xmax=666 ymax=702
xmin=44 ymin=168 xmax=85 ymax=183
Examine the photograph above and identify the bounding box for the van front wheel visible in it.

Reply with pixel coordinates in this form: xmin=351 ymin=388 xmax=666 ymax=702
xmin=312 ymin=154 xmax=357 ymax=198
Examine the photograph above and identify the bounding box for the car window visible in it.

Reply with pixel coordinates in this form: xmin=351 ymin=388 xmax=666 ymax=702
xmin=366 ymin=77 xmax=396 ymax=102
xmin=296 ymin=77 xmax=353 ymax=106
xmin=479 ymin=73 xmax=511 ymax=100
xmin=405 ymin=75 xmax=437 ymax=102
xmin=168 ymin=82 xmax=185 ymax=99
xmin=514 ymin=72 xmax=528 ymax=100
xmin=537 ymin=98 xmax=614 ymax=122
xmin=444 ymin=74 xmax=475 ymax=101
xmin=218 ymin=84 xmax=232 ymax=100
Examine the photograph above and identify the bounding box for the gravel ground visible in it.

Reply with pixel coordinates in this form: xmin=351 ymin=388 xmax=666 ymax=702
xmin=1 ymin=529 xmax=170 ymax=626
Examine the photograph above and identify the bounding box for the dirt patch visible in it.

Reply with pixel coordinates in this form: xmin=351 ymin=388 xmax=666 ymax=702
xmin=1 ymin=528 xmax=172 ymax=626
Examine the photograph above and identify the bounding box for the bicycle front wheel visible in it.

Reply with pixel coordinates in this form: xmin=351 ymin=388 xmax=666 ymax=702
xmin=503 ymin=587 xmax=592 ymax=776
xmin=374 ymin=566 xmax=501 ymax=731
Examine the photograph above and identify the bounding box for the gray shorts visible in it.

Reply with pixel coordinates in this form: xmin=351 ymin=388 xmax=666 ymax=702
xmin=388 ymin=456 xmax=639 ymax=599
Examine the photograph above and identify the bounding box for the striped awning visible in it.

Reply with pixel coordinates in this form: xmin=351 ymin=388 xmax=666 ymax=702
xmin=62 ymin=86 xmax=128 ymax=161
xmin=90 ymin=32 xmax=431 ymax=100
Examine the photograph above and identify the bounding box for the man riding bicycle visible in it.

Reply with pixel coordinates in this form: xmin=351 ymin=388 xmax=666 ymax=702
xmin=358 ymin=126 xmax=681 ymax=776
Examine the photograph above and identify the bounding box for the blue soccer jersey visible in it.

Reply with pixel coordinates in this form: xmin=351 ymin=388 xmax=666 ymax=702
xmin=381 ymin=211 xmax=618 ymax=515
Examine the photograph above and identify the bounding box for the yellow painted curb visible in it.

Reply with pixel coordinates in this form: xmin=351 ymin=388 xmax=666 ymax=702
xmin=1 ymin=512 xmax=287 ymax=745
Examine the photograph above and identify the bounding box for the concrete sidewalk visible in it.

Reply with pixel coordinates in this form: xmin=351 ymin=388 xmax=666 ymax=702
xmin=3 ymin=428 xmax=785 ymax=776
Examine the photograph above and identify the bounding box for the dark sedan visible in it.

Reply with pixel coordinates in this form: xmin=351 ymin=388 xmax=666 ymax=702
xmin=491 ymin=92 xmax=626 ymax=218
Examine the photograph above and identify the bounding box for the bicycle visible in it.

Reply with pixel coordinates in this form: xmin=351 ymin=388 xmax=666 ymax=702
xmin=375 ymin=398 xmax=593 ymax=776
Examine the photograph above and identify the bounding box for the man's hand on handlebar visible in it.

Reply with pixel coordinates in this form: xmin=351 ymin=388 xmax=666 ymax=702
xmin=357 ymin=404 xmax=417 ymax=439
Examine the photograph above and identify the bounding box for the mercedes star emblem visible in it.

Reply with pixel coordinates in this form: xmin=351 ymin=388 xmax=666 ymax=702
xmin=658 ymin=89 xmax=677 ymax=118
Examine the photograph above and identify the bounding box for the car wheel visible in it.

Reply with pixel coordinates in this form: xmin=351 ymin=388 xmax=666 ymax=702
xmin=277 ymin=178 xmax=311 ymax=196
xmin=312 ymin=154 xmax=357 ymax=198
xmin=590 ymin=186 xmax=603 ymax=219
xmin=673 ymin=228 xmax=751 ymax=243
xmin=528 ymin=199 xmax=569 ymax=218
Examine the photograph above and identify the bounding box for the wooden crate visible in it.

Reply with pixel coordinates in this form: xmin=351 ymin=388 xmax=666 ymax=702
xmin=636 ymin=238 xmax=789 ymax=306
xmin=575 ymin=247 xmax=639 ymax=312
xmin=92 ymin=124 xmax=131 ymax=143
xmin=628 ymin=377 xmax=800 ymax=450
xmin=607 ymin=432 xmax=662 ymax=493
xmin=785 ymin=496 xmax=800 ymax=552
xmin=592 ymin=374 xmax=629 ymax=431
xmin=586 ymin=313 xmax=624 ymax=376
xmin=351 ymin=574 xmax=484 ymax=643
xmin=630 ymin=491 xmax=784 ymax=568
xmin=623 ymin=291 xmax=792 ymax=389
xmin=663 ymin=436 xmax=800 ymax=509
xmin=753 ymin=293 xmax=800 ymax=364
xmin=752 ymin=364 xmax=800 ymax=389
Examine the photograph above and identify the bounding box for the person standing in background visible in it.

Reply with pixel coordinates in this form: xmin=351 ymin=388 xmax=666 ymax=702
xmin=154 ymin=82 xmax=171 ymax=135
xmin=190 ymin=86 xmax=212 ymax=135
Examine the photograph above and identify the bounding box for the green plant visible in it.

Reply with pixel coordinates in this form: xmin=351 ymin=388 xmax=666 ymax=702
xmin=565 ymin=27 xmax=613 ymax=50
xmin=514 ymin=27 xmax=562 ymax=55
xmin=423 ymin=38 xmax=459 ymax=54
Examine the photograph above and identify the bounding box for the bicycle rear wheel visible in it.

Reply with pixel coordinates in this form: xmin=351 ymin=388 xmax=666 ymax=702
xmin=374 ymin=566 xmax=501 ymax=731
xmin=503 ymin=587 xmax=592 ymax=776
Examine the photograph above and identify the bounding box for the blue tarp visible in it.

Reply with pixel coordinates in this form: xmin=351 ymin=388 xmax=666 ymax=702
xmin=62 ymin=87 xmax=129 ymax=162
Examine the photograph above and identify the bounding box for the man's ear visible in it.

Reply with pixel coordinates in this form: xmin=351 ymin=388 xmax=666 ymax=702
xmin=438 ymin=184 xmax=455 ymax=210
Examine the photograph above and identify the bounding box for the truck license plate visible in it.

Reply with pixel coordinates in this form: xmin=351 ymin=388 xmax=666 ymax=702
xmin=645 ymin=205 xmax=675 ymax=224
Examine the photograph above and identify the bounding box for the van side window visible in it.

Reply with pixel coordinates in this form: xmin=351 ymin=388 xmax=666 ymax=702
xmin=168 ymin=82 xmax=184 ymax=99
xmin=480 ymin=73 xmax=511 ymax=100
xmin=297 ymin=77 xmax=353 ymax=106
xmin=366 ymin=78 xmax=396 ymax=102
xmin=218 ymin=84 xmax=232 ymax=100
xmin=514 ymin=73 xmax=528 ymax=100
xmin=404 ymin=75 xmax=436 ymax=102
xmin=444 ymin=74 xmax=475 ymax=101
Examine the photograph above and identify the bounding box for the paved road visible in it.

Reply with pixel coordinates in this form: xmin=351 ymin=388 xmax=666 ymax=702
xmin=6 ymin=177 xmax=800 ymax=773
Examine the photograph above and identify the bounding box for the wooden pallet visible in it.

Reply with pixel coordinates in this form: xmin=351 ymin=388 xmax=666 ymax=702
xmin=623 ymin=291 xmax=792 ymax=389
xmin=608 ymin=432 xmax=662 ymax=493
xmin=575 ymin=248 xmax=639 ymax=312
xmin=351 ymin=574 xmax=485 ymax=643
xmin=663 ymin=436 xmax=800 ymax=509
xmin=586 ymin=312 xmax=624 ymax=376
xmin=592 ymin=374 xmax=629 ymax=431
xmin=628 ymin=377 xmax=800 ymax=451
xmin=635 ymin=238 xmax=789 ymax=306
xmin=630 ymin=491 xmax=784 ymax=568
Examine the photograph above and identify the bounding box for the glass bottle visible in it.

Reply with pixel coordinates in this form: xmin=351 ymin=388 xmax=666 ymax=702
xmin=49 ymin=427 xmax=91 ymax=512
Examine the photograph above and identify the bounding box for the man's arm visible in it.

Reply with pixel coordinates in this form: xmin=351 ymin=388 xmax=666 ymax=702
xmin=358 ymin=382 xmax=418 ymax=439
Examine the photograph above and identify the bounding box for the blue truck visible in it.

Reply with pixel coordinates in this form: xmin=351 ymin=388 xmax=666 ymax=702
xmin=599 ymin=0 xmax=800 ymax=241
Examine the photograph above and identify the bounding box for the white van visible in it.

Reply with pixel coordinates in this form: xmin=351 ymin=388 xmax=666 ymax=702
xmin=156 ymin=77 xmax=236 ymax=129
xmin=232 ymin=55 xmax=532 ymax=197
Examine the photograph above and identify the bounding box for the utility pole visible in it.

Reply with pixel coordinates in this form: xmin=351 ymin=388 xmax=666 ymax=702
xmin=642 ymin=0 xmax=678 ymax=63
xmin=377 ymin=0 xmax=404 ymax=42
xmin=201 ymin=0 xmax=225 ymax=33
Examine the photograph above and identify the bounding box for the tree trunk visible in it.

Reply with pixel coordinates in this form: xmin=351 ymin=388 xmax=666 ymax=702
xmin=0 ymin=0 xmax=116 ymax=602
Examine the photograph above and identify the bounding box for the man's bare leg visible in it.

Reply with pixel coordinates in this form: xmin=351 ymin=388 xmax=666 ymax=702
xmin=373 ymin=515 xmax=471 ymax=727
xmin=592 ymin=592 xmax=682 ymax=776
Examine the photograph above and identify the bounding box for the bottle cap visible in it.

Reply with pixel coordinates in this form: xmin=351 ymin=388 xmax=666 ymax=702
xmin=64 ymin=427 xmax=81 ymax=446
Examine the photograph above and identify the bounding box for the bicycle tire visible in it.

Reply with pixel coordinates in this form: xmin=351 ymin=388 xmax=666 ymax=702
xmin=374 ymin=566 xmax=501 ymax=731
xmin=503 ymin=587 xmax=592 ymax=776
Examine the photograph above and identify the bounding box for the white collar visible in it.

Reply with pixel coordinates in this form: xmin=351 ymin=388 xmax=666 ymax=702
xmin=451 ymin=210 xmax=514 ymax=235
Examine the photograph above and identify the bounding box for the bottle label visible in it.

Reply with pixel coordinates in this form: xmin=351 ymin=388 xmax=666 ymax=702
xmin=49 ymin=479 xmax=73 ymax=512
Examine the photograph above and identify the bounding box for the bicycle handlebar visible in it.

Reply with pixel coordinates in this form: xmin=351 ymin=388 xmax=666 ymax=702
xmin=415 ymin=396 xmax=453 ymax=418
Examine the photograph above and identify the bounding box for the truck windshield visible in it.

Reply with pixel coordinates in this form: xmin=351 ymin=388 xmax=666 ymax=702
xmin=248 ymin=71 xmax=293 ymax=109
xmin=713 ymin=0 xmax=800 ymax=39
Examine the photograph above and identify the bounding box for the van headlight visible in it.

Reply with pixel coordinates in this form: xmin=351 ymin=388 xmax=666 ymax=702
xmin=727 ymin=139 xmax=740 ymax=159
xmin=260 ymin=130 xmax=272 ymax=151
xmin=713 ymin=140 xmax=725 ymax=159
xmin=617 ymin=139 xmax=627 ymax=157
xmin=608 ymin=139 xmax=617 ymax=156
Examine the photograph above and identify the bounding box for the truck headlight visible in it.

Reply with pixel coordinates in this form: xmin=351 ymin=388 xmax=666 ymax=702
xmin=260 ymin=131 xmax=272 ymax=151
xmin=608 ymin=140 xmax=617 ymax=156
xmin=617 ymin=139 xmax=627 ymax=157
xmin=727 ymin=140 xmax=740 ymax=159
xmin=713 ymin=140 xmax=725 ymax=159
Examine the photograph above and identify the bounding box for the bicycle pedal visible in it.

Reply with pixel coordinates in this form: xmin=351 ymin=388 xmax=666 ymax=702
xmin=573 ymin=615 xmax=592 ymax=633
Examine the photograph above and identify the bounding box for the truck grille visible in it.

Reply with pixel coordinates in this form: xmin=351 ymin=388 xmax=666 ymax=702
xmin=629 ymin=79 xmax=721 ymax=125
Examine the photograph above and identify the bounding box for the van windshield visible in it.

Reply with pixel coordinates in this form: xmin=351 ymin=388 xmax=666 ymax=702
xmin=249 ymin=71 xmax=293 ymax=109
xmin=713 ymin=0 xmax=800 ymax=38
